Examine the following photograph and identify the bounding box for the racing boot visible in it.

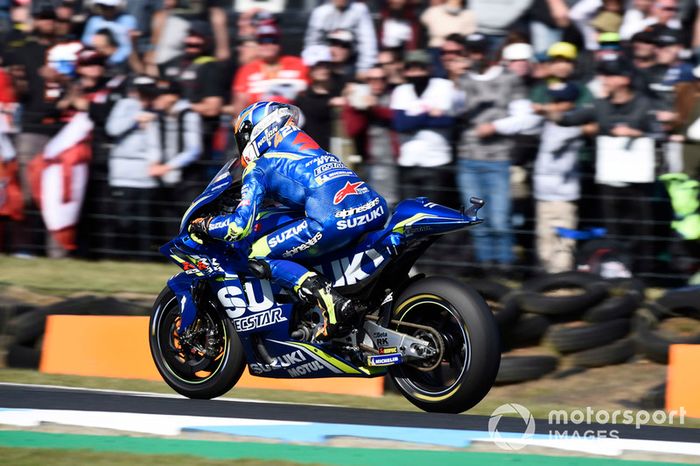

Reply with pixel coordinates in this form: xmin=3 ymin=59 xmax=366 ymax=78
xmin=294 ymin=274 xmax=354 ymax=340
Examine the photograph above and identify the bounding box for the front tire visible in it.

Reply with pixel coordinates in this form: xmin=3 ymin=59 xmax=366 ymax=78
xmin=149 ymin=287 xmax=246 ymax=399
xmin=388 ymin=277 xmax=501 ymax=413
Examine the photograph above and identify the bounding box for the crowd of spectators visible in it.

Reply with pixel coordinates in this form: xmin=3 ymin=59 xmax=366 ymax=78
xmin=0 ymin=0 xmax=698 ymax=280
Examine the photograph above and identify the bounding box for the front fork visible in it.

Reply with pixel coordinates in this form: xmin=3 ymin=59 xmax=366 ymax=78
xmin=167 ymin=274 xmax=206 ymax=336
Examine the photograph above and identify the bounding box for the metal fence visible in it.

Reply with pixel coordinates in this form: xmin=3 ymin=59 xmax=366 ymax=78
xmin=3 ymin=128 xmax=697 ymax=286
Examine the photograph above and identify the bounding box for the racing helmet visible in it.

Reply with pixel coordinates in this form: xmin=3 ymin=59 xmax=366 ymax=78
xmin=233 ymin=101 xmax=302 ymax=167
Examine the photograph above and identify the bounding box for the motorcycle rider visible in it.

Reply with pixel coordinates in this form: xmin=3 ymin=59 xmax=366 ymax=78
xmin=189 ymin=101 xmax=389 ymax=339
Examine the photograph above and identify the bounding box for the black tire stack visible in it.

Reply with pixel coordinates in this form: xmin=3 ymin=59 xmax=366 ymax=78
xmin=633 ymin=286 xmax=700 ymax=364
xmin=4 ymin=296 xmax=150 ymax=369
xmin=470 ymin=272 xmax=645 ymax=385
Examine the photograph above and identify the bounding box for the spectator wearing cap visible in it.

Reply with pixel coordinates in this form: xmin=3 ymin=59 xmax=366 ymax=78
xmin=528 ymin=0 xmax=571 ymax=54
xmin=569 ymin=0 xmax=623 ymax=52
xmin=81 ymin=0 xmax=137 ymax=65
xmin=501 ymin=42 xmax=535 ymax=83
xmin=454 ymin=33 xmax=530 ymax=269
xmin=420 ymin=0 xmax=476 ymax=75
xmin=295 ymin=45 xmax=340 ymax=150
xmin=531 ymin=42 xmax=594 ymax=108
xmin=555 ymin=57 xmax=664 ymax=271
xmin=530 ymin=82 xmax=587 ymax=273
xmin=343 ymin=65 xmax=399 ymax=205
xmin=105 ymin=75 xmax=163 ymax=254
xmin=326 ymin=29 xmax=358 ymax=94
xmin=378 ymin=0 xmax=420 ymax=51
xmin=642 ymin=26 xmax=694 ymax=108
xmin=304 ymin=0 xmax=377 ymax=76
xmin=231 ymin=23 xmax=309 ymax=116
xmin=390 ymin=49 xmax=457 ymax=205
xmin=630 ymin=28 xmax=658 ymax=70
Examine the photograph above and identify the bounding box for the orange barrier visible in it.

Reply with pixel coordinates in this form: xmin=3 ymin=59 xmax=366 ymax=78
xmin=40 ymin=315 xmax=384 ymax=397
xmin=666 ymin=344 xmax=700 ymax=418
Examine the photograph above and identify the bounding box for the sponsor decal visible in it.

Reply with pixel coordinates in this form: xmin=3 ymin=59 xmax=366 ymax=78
xmin=238 ymin=199 xmax=251 ymax=207
xmin=367 ymin=353 xmax=402 ymax=367
xmin=217 ymin=280 xmax=278 ymax=318
xmin=287 ymin=361 xmax=324 ymax=377
xmin=282 ymin=231 xmax=323 ymax=258
xmin=406 ymin=225 xmax=432 ymax=236
xmin=373 ymin=331 xmax=389 ymax=347
xmin=378 ymin=346 xmax=398 ymax=354
xmin=313 ymin=162 xmax=346 ymax=176
xmin=315 ymin=170 xmax=354 ymax=185
xmin=336 ymin=206 xmax=384 ymax=231
xmin=335 ymin=197 xmax=381 ymax=219
xmin=233 ymin=308 xmax=286 ymax=331
xmin=318 ymin=248 xmax=387 ymax=287
xmin=268 ymin=221 xmax=308 ymax=248
xmin=209 ymin=218 xmax=231 ymax=230
xmin=183 ymin=256 xmax=223 ymax=275
xmin=306 ymin=154 xmax=340 ymax=167
xmin=249 ymin=349 xmax=306 ymax=374
xmin=333 ymin=181 xmax=368 ymax=205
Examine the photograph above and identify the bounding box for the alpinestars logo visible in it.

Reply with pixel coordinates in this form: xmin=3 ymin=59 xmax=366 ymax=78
xmin=333 ymin=181 xmax=368 ymax=205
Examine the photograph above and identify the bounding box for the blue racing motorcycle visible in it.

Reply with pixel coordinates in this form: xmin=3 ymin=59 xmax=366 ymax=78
xmin=149 ymin=157 xmax=500 ymax=413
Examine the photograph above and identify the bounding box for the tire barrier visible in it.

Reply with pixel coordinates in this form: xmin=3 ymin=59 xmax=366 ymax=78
xmin=2 ymin=296 xmax=149 ymax=369
xmin=495 ymin=355 xmax=559 ymax=385
xmin=633 ymin=301 xmax=700 ymax=364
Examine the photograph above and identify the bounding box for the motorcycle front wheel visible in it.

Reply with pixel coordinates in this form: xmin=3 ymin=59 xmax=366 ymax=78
xmin=149 ymin=287 xmax=246 ymax=399
xmin=389 ymin=276 xmax=501 ymax=413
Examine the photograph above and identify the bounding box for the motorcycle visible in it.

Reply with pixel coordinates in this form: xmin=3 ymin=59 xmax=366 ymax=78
xmin=149 ymin=157 xmax=501 ymax=413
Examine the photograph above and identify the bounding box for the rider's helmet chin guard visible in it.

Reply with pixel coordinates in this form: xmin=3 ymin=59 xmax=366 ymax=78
xmin=234 ymin=101 xmax=303 ymax=167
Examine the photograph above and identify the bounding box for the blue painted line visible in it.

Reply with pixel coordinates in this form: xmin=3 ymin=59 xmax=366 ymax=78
xmin=185 ymin=423 xmax=475 ymax=448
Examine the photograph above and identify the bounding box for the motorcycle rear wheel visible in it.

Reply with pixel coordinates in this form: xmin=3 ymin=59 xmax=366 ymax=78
xmin=149 ymin=287 xmax=246 ymax=399
xmin=389 ymin=276 xmax=501 ymax=413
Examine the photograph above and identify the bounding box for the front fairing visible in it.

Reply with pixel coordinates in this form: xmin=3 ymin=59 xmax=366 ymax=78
xmin=178 ymin=158 xmax=244 ymax=234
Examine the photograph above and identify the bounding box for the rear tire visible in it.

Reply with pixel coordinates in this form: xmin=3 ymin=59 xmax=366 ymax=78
xmin=388 ymin=277 xmax=501 ymax=413
xmin=149 ymin=287 xmax=246 ymax=399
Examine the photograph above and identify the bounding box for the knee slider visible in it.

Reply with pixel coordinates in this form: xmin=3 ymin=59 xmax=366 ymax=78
xmin=248 ymin=259 xmax=272 ymax=279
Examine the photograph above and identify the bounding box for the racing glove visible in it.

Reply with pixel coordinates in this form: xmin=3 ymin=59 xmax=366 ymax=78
xmin=188 ymin=217 xmax=212 ymax=244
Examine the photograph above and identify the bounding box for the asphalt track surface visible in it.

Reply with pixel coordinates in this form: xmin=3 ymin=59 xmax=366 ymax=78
xmin=1 ymin=384 xmax=698 ymax=443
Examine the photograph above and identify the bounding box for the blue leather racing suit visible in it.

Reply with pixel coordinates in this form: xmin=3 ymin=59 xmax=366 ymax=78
xmin=207 ymin=127 xmax=389 ymax=291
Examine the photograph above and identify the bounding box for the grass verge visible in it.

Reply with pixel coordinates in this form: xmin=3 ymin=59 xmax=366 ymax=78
xmin=0 ymin=446 xmax=327 ymax=466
